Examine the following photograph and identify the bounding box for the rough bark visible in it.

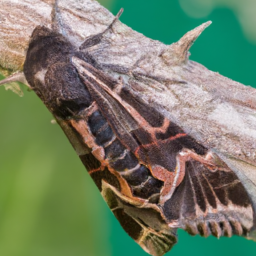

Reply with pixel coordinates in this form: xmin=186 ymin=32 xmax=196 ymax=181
xmin=0 ymin=0 xmax=256 ymax=239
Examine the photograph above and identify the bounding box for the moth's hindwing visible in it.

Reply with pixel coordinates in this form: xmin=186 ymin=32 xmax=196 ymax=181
xmin=23 ymin=19 xmax=255 ymax=256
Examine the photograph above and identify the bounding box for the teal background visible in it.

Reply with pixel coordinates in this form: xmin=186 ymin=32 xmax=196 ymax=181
xmin=0 ymin=0 xmax=256 ymax=255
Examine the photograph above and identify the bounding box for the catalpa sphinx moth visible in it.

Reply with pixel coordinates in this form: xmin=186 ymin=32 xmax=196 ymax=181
xmin=0 ymin=1 xmax=255 ymax=256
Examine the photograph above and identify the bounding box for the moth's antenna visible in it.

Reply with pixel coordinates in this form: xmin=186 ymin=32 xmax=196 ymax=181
xmin=51 ymin=0 xmax=66 ymax=36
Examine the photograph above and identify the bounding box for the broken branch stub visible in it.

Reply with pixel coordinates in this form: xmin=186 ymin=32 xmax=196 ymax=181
xmin=160 ymin=21 xmax=212 ymax=65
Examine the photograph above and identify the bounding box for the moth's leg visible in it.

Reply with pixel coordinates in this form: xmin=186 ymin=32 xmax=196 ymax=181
xmin=79 ymin=8 xmax=123 ymax=50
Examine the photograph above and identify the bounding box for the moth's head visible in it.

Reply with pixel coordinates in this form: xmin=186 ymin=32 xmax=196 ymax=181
xmin=23 ymin=26 xmax=91 ymax=118
xmin=24 ymin=25 xmax=74 ymax=87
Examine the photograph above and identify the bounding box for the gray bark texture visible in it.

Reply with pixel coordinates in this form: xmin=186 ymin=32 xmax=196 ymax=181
xmin=0 ymin=0 xmax=256 ymax=240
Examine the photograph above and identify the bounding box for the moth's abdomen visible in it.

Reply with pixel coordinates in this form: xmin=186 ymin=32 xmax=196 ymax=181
xmin=86 ymin=109 xmax=163 ymax=200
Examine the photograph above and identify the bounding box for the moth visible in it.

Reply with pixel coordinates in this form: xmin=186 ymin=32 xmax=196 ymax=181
xmin=0 ymin=1 xmax=255 ymax=256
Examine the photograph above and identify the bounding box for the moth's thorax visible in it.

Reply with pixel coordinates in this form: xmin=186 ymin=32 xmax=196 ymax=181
xmin=24 ymin=26 xmax=92 ymax=117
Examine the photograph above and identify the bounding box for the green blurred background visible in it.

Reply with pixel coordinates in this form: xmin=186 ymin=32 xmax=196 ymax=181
xmin=1 ymin=0 xmax=256 ymax=255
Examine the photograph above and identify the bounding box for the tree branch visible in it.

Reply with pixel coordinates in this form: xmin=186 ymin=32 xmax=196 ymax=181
xmin=1 ymin=0 xmax=256 ymax=239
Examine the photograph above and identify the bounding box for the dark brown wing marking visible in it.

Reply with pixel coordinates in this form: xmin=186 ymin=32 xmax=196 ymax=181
xmin=119 ymin=87 xmax=164 ymax=127
xmin=79 ymin=152 xmax=101 ymax=171
xmin=90 ymin=167 xmax=121 ymax=192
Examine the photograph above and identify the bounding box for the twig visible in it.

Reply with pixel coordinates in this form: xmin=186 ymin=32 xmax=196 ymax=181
xmin=0 ymin=0 xmax=255 ymax=240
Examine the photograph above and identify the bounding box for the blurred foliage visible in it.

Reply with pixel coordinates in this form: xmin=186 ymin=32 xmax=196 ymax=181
xmin=2 ymin=82 xmax=23 ymax=97
xmin=0 ymin=0 xmax=256 ymax=256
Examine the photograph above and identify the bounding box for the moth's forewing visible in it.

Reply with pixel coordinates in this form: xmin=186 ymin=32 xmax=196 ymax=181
xmin=22 ymin=22 xmax=255 ymax=256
